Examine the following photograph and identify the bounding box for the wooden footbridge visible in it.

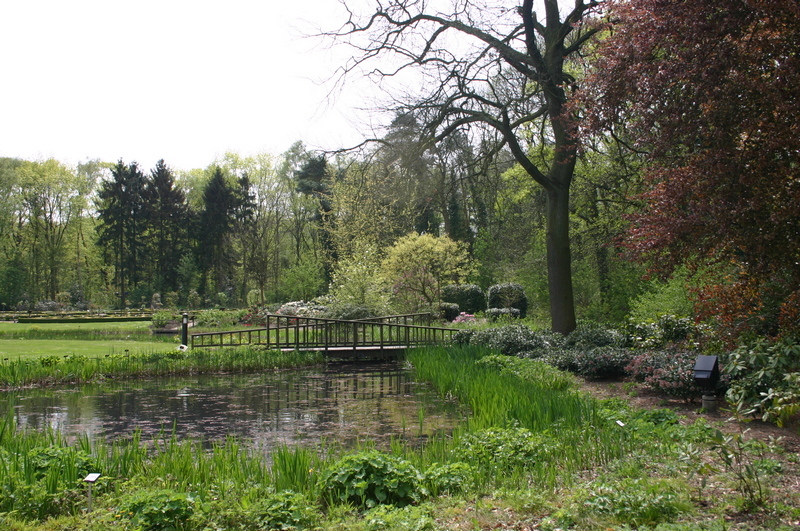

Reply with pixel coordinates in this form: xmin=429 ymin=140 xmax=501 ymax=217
xmin=190 ymin=313 xmax=457 ymax=360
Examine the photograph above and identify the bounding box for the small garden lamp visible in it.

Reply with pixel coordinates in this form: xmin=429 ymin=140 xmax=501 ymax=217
xmin=83 ymin=473 xmax=101 ymax=512
xmin=181 ymin=312 xmax=189 ymax=347
xmin=693 ymin=355 xmax=720 ymax=412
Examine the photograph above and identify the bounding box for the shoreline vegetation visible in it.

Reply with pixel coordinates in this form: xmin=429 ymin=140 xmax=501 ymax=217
xmin=0 ymin=341 xmax=798 ymax=530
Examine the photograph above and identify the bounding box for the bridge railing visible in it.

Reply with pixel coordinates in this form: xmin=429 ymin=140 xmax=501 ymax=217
xmin=353 ymin=313 xmax=435 ymax=326
xmin=190 ymin=313 xmax=456 ymax=351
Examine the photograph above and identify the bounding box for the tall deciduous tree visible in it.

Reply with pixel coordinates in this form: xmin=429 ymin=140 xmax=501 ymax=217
xmin=330 ymin=0 xmax=602 ymax=333
xmin=15 ymin=160 xmax=80 ymax=302
xmin=582 ymin=0 xmax=800 ymax=337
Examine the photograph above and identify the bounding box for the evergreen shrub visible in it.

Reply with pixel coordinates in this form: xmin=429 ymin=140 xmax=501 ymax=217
xmin=723 ymin=337 xmax=800 ymax=424
xmin=470 ymin=324 xmax=561 ymax=357
xmin=487 ymin=282 xmax=528 ymax=318
xmin=451 ymin=329 xmax=474 ymax=345
xmin=437 ymin=302 xmax=460 ymax=322
xmin=543 ymin=346 xmax=634 ymax=379
xmin=565 ymin=322 xmax=624 ymax=349
xmin=442 ymin=284 xmax=486 ymax=314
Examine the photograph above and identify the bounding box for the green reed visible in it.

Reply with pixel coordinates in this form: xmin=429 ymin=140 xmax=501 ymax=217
xmin=272 ymin=444 xmax=324 ymax=496
xmin=406 ymin=345 xmax=636 ymax=488
xmin=0 ymin=347 xmax=324 ymax=388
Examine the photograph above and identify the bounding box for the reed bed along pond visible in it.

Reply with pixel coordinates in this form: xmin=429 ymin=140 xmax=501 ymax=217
xmin=0 ymin=344 xmax=792 ymax=530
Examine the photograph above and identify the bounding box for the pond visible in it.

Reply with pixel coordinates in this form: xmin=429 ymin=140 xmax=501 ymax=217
xmin=0 ymin=362 xmax=466 ymax=450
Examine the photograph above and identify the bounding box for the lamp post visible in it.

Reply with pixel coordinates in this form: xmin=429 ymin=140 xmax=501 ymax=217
xmin=181 ymin=312 xmax=189 ymax=347
xmin=693 ymin=355 xmax=720 ymax=413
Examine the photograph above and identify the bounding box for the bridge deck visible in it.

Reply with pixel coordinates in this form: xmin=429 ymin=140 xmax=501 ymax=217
xmin=190 ymin=313 xmax=454 ymax=356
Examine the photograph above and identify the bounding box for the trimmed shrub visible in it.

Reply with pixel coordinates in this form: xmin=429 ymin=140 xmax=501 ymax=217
xmin=487 ymin=282 xmax=528 ymax=318
xmin=437 ymin=302 xmax=460 ymax=322
xmin=442 ymin=284 xmax=486 ymax=314
xmin=320 ymin=451 xmax=424 ymax=509
xmin=485 ymin=307 xmax=521 ymax=321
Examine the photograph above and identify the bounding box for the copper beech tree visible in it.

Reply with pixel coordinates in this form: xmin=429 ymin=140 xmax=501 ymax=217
xmin=581 ymin=0 xmax=800 ymax=338
xmin=329 ymin=0 xmax=603 ymax=334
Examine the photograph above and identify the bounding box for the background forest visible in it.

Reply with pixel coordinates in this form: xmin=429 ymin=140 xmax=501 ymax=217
xmin=0 ymin=134 xmax=645 ymax=323
xmin=1 ymin=0 xmax=798 ymax=344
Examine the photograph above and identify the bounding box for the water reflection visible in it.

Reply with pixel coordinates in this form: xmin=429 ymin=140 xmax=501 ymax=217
xmin=1 ymin=363 xmax=464 ymax=449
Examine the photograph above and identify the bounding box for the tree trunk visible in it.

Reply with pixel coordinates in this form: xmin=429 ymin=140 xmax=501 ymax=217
xmin=546 ymin=185 xmax=576 ymax=335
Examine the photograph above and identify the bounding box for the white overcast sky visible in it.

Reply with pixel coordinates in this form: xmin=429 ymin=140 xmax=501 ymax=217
xmin=0 ymin=0 xmax=380 ymax=171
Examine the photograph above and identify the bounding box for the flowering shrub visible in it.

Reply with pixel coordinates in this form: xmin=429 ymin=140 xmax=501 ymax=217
xmin=194 ymin=309 xmax=246 ymax=328
xmin=326 ymin=304 xmax=376 ymax=320
xmin=453 ymin=312 xmax=476 ymax=324
xmin=275 ymin=301 xmax=328 ymax=317
xmin=626 ymin=349 xmax=707 ymax=400
xmin=451 ymin=329 xmax=475 ymax=345
xmin=470 ymin=324 xmax=563 ymax=357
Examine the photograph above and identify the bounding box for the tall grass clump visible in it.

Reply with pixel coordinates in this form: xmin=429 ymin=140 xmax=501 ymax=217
xmin=408 ymin=346 xmax=593 ymax=432
xmin=407 ymin=346 xmax=634 ymax=486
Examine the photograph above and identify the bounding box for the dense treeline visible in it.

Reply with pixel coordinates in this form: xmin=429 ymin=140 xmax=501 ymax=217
xmin=0 ymin=133 xmax=643 ymax=322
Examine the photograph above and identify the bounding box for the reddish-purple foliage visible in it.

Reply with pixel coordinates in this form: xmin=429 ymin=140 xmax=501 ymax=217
xmin=581 ymin=0 xmax=800 ymax=339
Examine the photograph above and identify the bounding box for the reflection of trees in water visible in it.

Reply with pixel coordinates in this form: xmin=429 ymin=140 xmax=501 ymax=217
xmin=1 ymin=363 xmax=463 ymax=449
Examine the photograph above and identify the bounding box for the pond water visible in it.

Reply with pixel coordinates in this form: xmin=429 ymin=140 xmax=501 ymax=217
xmin=0 ymin=363 xmax=465 ymax=449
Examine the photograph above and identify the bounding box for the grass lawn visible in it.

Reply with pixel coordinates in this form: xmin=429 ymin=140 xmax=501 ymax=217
xmin=0 ymin=339 xmax=177 ymax=361
xmin=0 ymin=321 xmax=153 ymax=333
